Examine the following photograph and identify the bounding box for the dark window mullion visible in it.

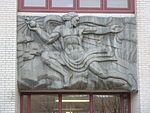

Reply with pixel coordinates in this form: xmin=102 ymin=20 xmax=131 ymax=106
xmin=128 ymin=94 xmax=131 ymax=113
xmin=74 ymin=0 xmax=77 ymax=10
xmin=120 ymin=94 xmax=124 ymax=113
xmin=89 ymin=94 xmax=93 ymax=113
xmin=48 ymin=0 xmax=51 ymax=10
xmin=58 ymin=94 xmax=62 ymax=113
xmin=20 ymin=95 xmax=24 ymax=113
xmin=27 ymin=95 xmax=31 ymax=113
xmin=75 ymin=0 xmax=78 ymax=8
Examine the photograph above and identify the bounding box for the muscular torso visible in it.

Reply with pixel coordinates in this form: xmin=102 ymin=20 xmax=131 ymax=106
xmin=57 ymin=25 xmax=84 ymax=60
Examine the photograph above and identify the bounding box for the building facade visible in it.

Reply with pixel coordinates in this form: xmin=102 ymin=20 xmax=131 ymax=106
xmin=0 ymin=0 xmax=150 ymax=113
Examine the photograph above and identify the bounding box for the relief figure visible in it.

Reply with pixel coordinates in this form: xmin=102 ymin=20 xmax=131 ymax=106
xmin=17 ymin=12 xmax=137 ymax=91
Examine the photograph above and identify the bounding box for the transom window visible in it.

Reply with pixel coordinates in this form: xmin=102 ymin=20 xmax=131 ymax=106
xmin=20 ymin=93 xmax=131 ymax=113
xmin=18 ymin=0 xmax=135 ymax=13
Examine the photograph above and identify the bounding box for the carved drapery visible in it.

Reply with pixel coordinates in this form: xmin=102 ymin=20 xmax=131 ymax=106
xmin=17 ymin=13 xmax=137 ymax=91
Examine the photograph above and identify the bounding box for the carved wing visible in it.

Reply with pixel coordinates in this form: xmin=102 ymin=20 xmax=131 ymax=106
xmin=78 ymin=16 xmax=137 ymax=90
xmin=43 ymin=15 xmax=64 ymax=51
xmin=79 ymin=16 xmax=114 ymax=52
xmin=114 ymin=17 xmax=137 ymax=70
xmin=79 ymin=16 xmax=113 ymax=27
xmin=112 ymin=18 xmax=137 ymax=90
xmin=44 ymin=15 xmax=63 ymax=34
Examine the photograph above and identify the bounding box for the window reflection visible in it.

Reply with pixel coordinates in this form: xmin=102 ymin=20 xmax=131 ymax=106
xmin=107 ymin=0 xmax=128 ymax=8
xmin=93 ymin=95 xmax=120 ymax=113
xmin=123 ymin=94 xmax=129 ymax=113
xmin=31 ymin=95 xmax=58 ymax=113
xmin=24 ymin=0 xmax=46 ymax=7
xmin=22 ymin=94 xmax=129 ymax=113
xmin=23 ymin=95 xmax=28 ymax=113
xmin=80 ymin=0 xmax=101 ymax=8
xmin=62 ymin=95 xmax=90 ymax=113
xmin=52 ymin=0 xmax=74 ymax=7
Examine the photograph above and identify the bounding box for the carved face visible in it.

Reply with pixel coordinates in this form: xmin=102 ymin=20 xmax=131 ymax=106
xmin=71 ymin=16 xmax=80 ymax=27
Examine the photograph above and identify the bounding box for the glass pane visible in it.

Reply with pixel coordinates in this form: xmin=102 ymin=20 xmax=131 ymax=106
xmin=93 ymin=95 xmax=120 ymax=113
xmin=80 ymin=0 xmax=101 ymax=8
xmin=62 ymin=95 xmax=89 ymax=113
xmin=123 ymin=94 xmax=129 ymax=113
xmin=52 ymin=0 xmax=74 ymax=7
xmin=23 ymin=95 xmax=28 ymax=113
xmin=107 ymin=0 xmax=128 ymax=8
xmin=31 ymin=95 xmax=58 ymax=113
xmin=24 ymin=0 xmax=46 ymax=7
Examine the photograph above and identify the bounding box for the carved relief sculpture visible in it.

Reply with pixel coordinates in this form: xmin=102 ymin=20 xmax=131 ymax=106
xmin=17 ymin=12 xmax=137 ymax=91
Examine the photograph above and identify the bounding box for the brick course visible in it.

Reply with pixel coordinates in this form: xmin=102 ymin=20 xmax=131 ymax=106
xmin=137 ymin=0 xmax=150 ymax=113
xmin=0 ymin=0 xmax=17 ymax=113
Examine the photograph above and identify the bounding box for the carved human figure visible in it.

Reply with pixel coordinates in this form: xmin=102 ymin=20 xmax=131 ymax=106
xmin=27 ymin=12 xmax=135 ymax=90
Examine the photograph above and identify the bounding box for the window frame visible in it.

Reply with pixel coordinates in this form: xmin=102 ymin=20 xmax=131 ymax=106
xmin=20 ymin=92 xmax=131 ymax=113
xmin=18 ymin=0 xmax=49 ymax=12
xmin=51 ymin=0 xmax=76 ymax=9
xmin=18 ymin=0 xmax=135 ymax=13
xmin=77 ymin=0 xmax=103 ymax=11
xmin=104 ymin=0 xmax=135 ymax=13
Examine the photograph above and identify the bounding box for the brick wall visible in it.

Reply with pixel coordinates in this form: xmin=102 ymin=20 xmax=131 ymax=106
xmin=0 ymin=0 xmax=150 ymax=113
xmin=0 ymin=0 xmax=17 ymax=113
xmin=137 ymin=0 xmax=150 ymax=113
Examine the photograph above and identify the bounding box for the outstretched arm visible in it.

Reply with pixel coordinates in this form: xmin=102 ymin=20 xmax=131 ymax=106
xmin=36 ymin=28 xmax=60 ymax=44
xmin=28 ymin=20 xmax=60 ymax=44
xmin=82 ymin=25 xmax=123 ymax=35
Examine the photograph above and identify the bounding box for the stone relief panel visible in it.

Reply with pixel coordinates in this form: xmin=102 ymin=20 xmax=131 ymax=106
xmin=17 ymin=12 xmax=137 ymax=91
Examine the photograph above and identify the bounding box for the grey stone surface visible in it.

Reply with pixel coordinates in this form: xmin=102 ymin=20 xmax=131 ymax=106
xmin=17 ymin=12 xmax=137 ymax=91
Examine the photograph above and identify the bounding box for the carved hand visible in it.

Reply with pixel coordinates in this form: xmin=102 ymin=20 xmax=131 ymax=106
xmin=28 ymin=20 xmax=40 ymax=31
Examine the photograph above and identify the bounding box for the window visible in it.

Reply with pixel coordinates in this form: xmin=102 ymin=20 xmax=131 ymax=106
xmin=20 ymin=93 xmax=131 ymax=113
xmin=107 ymin=0 xmax=128 ymax=8
xmin=24 ymin=0 xmax=46 ymax=7
xmin=79 ymin=0 xmax=101 ymax=8
xmin=52 ymin=0 xmax=74 ymax=8
xmin=18 ymin=0 xmax=135 ymax=13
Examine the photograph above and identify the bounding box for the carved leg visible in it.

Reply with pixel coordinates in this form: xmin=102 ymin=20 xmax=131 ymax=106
xmin=46 ymin=60 xmax=71 ymax=87
xmin=89 ymin=62 xmax=106 ymax=77
xmin=107 ymin=71 xmax=137 ymax=91
xmin=89 ymin=62 xmax=137 ymax=90
xmin=41 ymin=51 xmax=69 ymax=84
